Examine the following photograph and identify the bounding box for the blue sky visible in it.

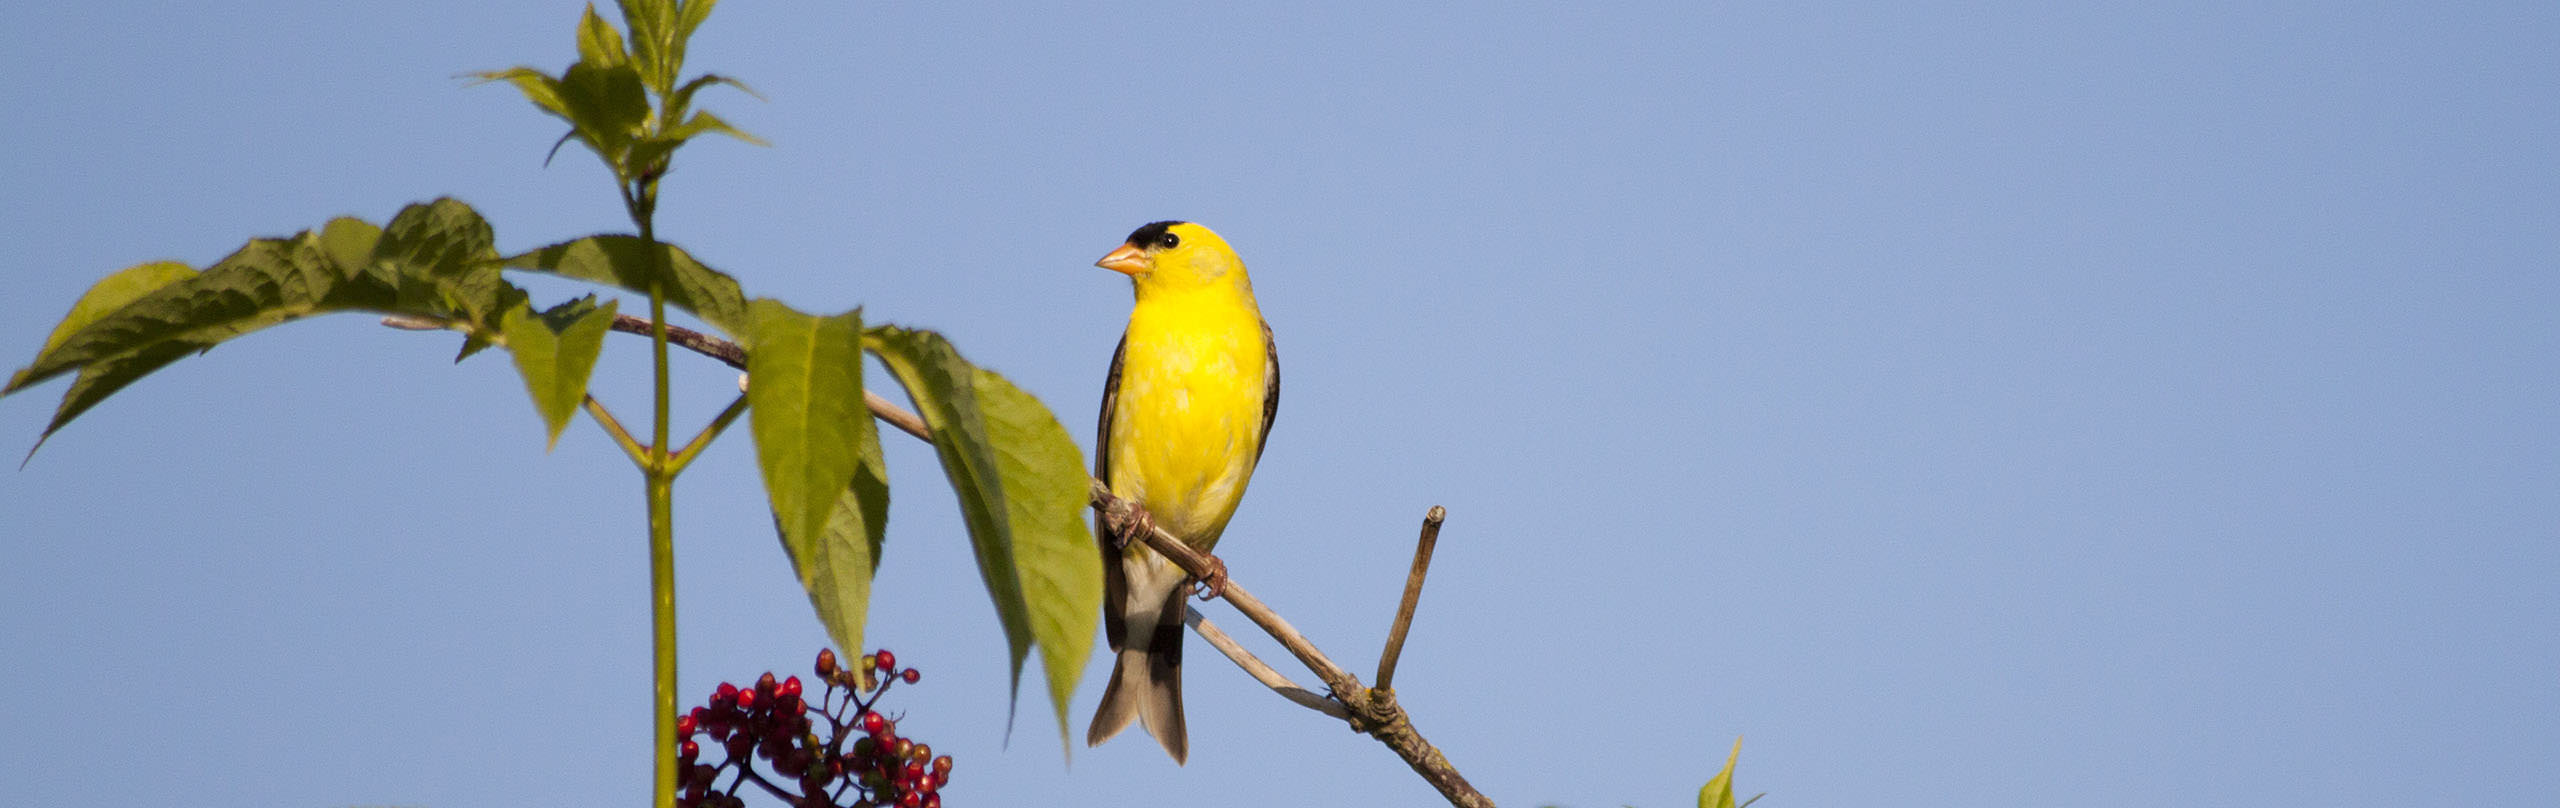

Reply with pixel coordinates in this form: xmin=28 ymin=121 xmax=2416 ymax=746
xmin=4 ymin=2 xmax=2554 ymax=806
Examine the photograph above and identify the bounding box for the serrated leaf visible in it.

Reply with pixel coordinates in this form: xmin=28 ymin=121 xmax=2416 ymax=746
xmin=503 ymin=235 xmax=745 ymax=336
xmin=4 ymin=216 xmax=435 ymax=451
xmin=11 ymin=231 xmax=350 ymax=392
xmin=745 ymin=300 xmax=883 ymax=658
xmin=967 ymin=363 xmax=1101 ymax=748
xmin=575 ymin=3 xmax=629 ymax=69
xmin=20 ymin=261 xmax=198 ymax=382
xmin=1699 ymin=736 xmax=1743 ymax=808
xmin=501 ymin=296 xmax=617 ymax=450
xmin=865 ymin=324 xmax=1035 ymax=730
xmin=376 ymin=199 xmax=504 ymax=322
xmin=3 ymin=201 xmax=504 ymax=453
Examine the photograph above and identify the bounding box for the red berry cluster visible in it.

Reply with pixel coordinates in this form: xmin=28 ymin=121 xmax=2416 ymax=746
xmin=676 ymin=648 xmax=952 ymax=808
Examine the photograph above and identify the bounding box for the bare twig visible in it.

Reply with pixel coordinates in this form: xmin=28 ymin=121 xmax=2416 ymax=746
xmin=1376 ymin=506 xmax=1446 ymax=692
xmin=1184 ymin=605 xmax=1349 ymax=719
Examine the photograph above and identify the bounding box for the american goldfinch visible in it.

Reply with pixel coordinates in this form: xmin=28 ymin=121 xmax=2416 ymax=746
xmin=1085 ymin=221 xmax=1279 ymax=764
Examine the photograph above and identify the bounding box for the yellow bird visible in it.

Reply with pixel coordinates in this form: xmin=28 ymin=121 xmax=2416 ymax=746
xmin=1085 ymin=221 xmax=1279 ymax=764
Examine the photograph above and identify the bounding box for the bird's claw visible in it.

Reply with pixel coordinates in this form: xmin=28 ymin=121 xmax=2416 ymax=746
xmin=1190 ymin=554 xmax=1230 ymax=601
xmin=1112 ymin=504 xmax=1158 ymax=551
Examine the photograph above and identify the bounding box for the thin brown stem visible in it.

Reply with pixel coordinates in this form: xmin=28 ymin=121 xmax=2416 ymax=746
xmin=1376 ymin=505 xmax=1446 ymax=692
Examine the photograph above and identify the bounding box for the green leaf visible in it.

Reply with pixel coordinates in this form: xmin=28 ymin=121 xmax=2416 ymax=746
xmin=666 ymin=73 xmax=760 ymax=123
xmin=1 ymin=201 xmax=508 ymax=453
xmin=745 ymin=300 xmax=884 ymax=658
xmin=470 ymin=66 xmax=570 ymax=121
xmin=501 ymin=296 xmax=618 ymax=450
xmin=663 ymin=0 xmax=718 ymax=88
xmin=555 ymin=60 xmax=649 ymax=170
xmin=376 ymin=199 xmax=504 ymax=322
xmin=1699 ymin=736 xmax=1743 ymax=808
xmin=503 ymin=235 xmax=746 ymax=336
xmin=11 ymin=230 xmax=353 ymax=392
xmin=865 ymin=324 xmax=1035 ymax=728
xmin=966 ymin=363 xmax=1102 ymax=748
xmin=18 ymin=261 xmax=199 ymax=386
xmin=616 ymin=0 xmax=678 ymax=92
xmin=3 ymin=212 xmax=436 ymax=450
xmin=575 ymin=3 xmax=629 ymax=68
xmin=675 ymin=0 xmax=719 ymax=49
xmin=666 ymin=109 xmax=768 ymax=147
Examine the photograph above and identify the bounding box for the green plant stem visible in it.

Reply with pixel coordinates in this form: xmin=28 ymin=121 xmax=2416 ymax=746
xmin=668 ymin=394 xmax=749 ymax=474
xmin=583 ymin=395 xmax=650 ymax=466
xmin=630 ymin=179 xmax=679 ymax=808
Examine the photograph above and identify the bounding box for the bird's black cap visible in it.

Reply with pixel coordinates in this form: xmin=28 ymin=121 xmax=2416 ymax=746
xmin=1126 ymin=220 xmax=1186 ymax=250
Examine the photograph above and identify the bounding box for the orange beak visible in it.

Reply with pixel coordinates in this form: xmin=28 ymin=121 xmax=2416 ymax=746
xmin=1096 ymin=244 xmax=1149 ymax=275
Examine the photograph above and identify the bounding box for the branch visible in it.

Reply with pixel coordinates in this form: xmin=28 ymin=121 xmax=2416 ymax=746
xmin=398 ymin=313 xmax=1492 ymax=806
xmin=1377 ymin=506 xmax=1447 ymax=692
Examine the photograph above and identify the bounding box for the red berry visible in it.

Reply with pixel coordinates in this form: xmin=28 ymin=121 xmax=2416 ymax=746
xmin=714 ymin=682 xmax=738 ymax=705
xmin=931 ymin=755 xmax=952 ymax=777
xmin=816 ymin=649 xmax=838 ymax=678
xmin=901 ymin=668 xmax=920 ymax=684
xmin=679 ymin=740 xmax=699 ymax=761
xmin=736 ymin=689 xmax=757 ymax=710
xmin=781 ymin=675 xmax=803 ymax=698
xmin=902 ymin=760 xmax=926 ymax=782
xmin=860 ymin=711 xmax=886 ymax=735
xmin=923 ymin=794 xmax=940 ymax=808
xmin=874 ymin=650 xmax=896 ymax=672
xmin=898 ymin=791 xmax=923 ymax=808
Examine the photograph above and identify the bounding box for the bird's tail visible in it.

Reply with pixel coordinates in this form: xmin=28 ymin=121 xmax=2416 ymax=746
xmin=1086 ymin=582 xmax=1189 ymax=764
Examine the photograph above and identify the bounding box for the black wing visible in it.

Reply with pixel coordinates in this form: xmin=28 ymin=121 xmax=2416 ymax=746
xmin=1251 ymin=318 xmax=1279 ymax=467
xmin=1095 ymin=331 xmax=1131 ymax=653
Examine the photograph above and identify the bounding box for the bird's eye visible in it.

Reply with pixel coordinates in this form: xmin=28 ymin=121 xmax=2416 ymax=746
xmin=1157 ymin=232 xmax=1181 ymax=249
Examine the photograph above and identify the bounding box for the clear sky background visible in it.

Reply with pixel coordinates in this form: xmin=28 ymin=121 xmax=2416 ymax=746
xmin=3 ymin=2 xmax=2553 ymax=806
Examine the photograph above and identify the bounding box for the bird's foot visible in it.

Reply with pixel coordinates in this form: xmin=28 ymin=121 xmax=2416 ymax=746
xmin=1190 ymin=554 xmax=1231 ymax=601
xmin=1112 ymin=504 xmax=1159 ymax=551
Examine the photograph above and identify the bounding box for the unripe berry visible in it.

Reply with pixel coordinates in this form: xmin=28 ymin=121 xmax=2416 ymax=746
xmin=851 ymin=737 xmax=876 ymax=758
xmin=901 ymin=668 xmax=920 ymax=685
xmin=756 ymin=672 xmax=778 ymax=695
xmin=892 ymin=738 xmax=913 ymax=760
xmin=816 ymin=649 xmax=838 ymax=678
xmin=909 ymin=743 xmax=931 ymax=763
xmin=874 ymin=649 xmax=896 ymax=672
xmin=931 ymin=755 xmax=953 ymax=777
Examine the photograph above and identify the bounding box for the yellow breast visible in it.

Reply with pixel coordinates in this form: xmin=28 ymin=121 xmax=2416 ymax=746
xmin=1107 ymin=289 xmax=1270 ymax=550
